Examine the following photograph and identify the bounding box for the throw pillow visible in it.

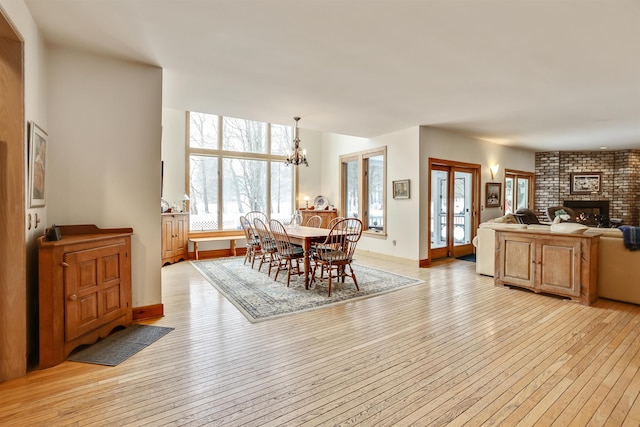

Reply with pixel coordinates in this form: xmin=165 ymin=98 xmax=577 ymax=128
xmin=550 ymin=222 xmax=588 ymax=234
xmin=488 ymin=213 xmax=517 ymax=224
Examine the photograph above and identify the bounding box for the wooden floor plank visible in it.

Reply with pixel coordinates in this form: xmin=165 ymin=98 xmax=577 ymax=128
xmin=1 ymin=254 xmax=640 ymax=426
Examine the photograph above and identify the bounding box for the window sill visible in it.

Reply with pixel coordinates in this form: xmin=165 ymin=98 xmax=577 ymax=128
xmin=363 ymin=230 xmax=387 ymax=239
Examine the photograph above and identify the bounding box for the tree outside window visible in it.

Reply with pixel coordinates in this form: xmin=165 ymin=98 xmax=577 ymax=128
xmin=188 ymin=112 xmax=293 ymax=231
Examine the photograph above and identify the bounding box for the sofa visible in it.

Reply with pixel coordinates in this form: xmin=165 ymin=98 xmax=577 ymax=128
xmin=473 ymin=221 xmax=640 ymax=305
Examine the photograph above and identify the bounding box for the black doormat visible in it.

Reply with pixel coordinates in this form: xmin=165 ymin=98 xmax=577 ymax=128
xmin=67 ymin=324 xmax=174 ymax=366
xmin=456 ymin=253 xmax=476 ymax=262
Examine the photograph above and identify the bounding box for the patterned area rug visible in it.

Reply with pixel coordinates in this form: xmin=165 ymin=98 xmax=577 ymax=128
xmin=67 ymin=324 xmax=174 ymax=366
xmin=191 ymin=257 xmax=423 ymax=323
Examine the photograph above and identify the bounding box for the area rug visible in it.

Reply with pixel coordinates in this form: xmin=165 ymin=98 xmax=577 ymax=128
xmin=456 ymin=253 xmax=476 ymax=262
xmin=191 ymin=257 xmax=423 ymax=323
xmin=67 ymin=324 xmax=174 ymax=366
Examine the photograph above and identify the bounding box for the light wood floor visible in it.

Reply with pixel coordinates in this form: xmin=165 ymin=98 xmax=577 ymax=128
xmin=2 ymin=254 xmax=640 ymax=426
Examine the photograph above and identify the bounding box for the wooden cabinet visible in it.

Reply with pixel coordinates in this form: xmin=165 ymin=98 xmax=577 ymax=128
xmin=300 ymin=209 xmax=338 ymax=228
xmin=162 ymin=213 xmax=189 ymax=265
xmin=495 ymin=229 xmax=599 ymax=305
xmin=38 ymin=225 xmax=133 ymax=368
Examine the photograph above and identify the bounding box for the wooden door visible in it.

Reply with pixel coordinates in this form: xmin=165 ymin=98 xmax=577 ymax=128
xmin=64 ymin=243 xmax=127 ymax=341
xmin=429 ymin=159 xmax=480 ymax=260
xmin=0 ymin=12 xmax=26 ymax=381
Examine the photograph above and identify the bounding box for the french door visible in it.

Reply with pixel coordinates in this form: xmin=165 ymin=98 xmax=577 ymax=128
xmin=429 ymin=159 xmax=480 ymax=260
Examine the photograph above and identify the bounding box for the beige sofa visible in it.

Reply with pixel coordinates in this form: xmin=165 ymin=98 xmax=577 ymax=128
xmin=473 ymin=223 xmax=640 ymax=305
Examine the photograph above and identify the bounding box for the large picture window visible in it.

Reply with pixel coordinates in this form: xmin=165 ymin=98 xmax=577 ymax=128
xmin=188 ymin=112 xmax=294 ymax=231
xmin=340 ymin=147 xmax=386 ymax=234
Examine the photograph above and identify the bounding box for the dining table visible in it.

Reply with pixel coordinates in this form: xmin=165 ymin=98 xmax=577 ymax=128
xmin=284 ymin=225 xmax=331 ymax=288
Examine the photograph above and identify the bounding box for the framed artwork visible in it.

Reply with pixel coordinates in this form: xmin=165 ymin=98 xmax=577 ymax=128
xmin=570 ymin=172 xmax=602 ymax=195
xmin=485 ymin=182 xmax=501 ymax=208
xmin=28 ymin=122 xmax=48 ymax=208
xmin=393 ymin=179 xmax=410 ymax=199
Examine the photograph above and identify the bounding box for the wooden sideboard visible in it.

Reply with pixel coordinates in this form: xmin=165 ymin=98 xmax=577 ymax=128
xmin=300 ymin=209 xmax=338 ymax=228
xmin=162 ymin=213 xmax=189 ymax=265
xmin=495 ymin=229 xmax=599 ymax=305
xmin=38 ymin=224 xmax=133 ymax=368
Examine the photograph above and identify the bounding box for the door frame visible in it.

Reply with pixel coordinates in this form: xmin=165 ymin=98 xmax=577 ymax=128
xmin=0 ymin=7 xmax=27 ymax=381
xmin=428 ymin=158 xmax=481 ymax=260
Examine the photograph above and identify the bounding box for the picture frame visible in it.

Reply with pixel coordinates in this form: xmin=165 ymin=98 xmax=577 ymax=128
xmin=570 ymin=172 xmax=602 ymax=195
xmin=393 ymin=179 xmax=410 ymax=199
xmin=485 ymin=182 xmax=501 ymax=208
xmin=28 ymin=122 xmax=48 ymax=208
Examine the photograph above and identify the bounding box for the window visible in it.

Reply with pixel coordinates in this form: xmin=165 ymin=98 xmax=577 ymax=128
xmin=188 ymin=112 xmax=294 ymax=231
xmin=340 ymin=147 xmax=386 ymax=234
xmin=365 ymin=154 xmax=384 ymax=231
xmin=504 ymin=169 xmax=535 ymax=214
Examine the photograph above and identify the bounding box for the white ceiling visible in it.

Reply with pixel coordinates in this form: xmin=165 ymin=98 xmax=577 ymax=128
xmin=23 ymin=0 xmax=640 ymax=151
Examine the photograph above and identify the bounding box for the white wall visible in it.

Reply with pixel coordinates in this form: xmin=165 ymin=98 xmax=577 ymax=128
xmin=418 ymin=126 xmax=536 ymax=259
xmin=161 ymin=108 xmax=187 ymax=205
xmin=296 ymin=128 xmax=323 ymax=208
xmin=46 ymin=47 xmax=163 ymax=307
xmin=316 ymin=131 xmax=370 ymax=207
xmin=316 ymin=128 xmax=423 ymax=260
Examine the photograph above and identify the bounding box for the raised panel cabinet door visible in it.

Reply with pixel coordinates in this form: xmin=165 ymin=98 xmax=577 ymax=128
xmin=162 ymin=215 xmax=175 ymax=258
xmin=174 ymin=214 xmax=189 ymax=254
xmin=537 ymin=238 xmax=581 ymax=297
xmin=64 ymin=243 xmax=126 ymax=341
xmin=497 ymin=233 xmax=536 ymax=289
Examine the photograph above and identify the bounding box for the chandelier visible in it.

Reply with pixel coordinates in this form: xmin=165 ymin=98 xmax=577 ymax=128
xmin=285 ymin=117 xmax=309 ymax=167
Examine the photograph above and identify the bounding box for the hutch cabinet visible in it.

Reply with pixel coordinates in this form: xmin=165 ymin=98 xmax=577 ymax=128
xmin=300 ymin=209 xmax=338 ymax=228
xmin=162 ymin=213 xmax=189 ymax=265
xmin=38 ymin=225 xmax=133 ymax=368
xmin=494 ymin=229 xmax=599 ymax=305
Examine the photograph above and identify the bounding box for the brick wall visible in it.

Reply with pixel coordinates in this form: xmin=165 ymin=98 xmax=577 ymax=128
xmin=535 ymin=150 xmax=639 ymax=226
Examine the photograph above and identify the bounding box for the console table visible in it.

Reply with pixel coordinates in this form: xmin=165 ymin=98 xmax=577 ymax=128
xmin=495 ymin=229 xmax=599 ymax=305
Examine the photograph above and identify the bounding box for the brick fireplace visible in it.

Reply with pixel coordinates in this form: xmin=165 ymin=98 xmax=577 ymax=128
xmin=535 ymin=150 xmax=640 ymax=226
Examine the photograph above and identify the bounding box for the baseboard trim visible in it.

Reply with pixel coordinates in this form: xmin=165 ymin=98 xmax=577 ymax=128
xmin=133 ymin=304 xmax=164 ymax=321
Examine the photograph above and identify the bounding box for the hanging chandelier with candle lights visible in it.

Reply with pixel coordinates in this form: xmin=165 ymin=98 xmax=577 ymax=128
xmin=285 ymin=116 xmax=309 ymax=167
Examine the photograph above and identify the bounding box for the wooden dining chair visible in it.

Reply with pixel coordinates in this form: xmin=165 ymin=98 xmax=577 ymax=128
xmin=269 ymin=219 xmax=305 ymax=286
xmin=311 ymin=218 xmax=363 ymax=296
xmin=245 ymin=211 xmax=268 ymax=227
xmin=253 ymin=218 xmax=278 ymax=276
xmin=327 ymin=216 xmax=345 ymax=229
xmin=305 ymin=215 xmax=323 ymax=228
xmin=239 ymin=216 xmax=260 ymax=268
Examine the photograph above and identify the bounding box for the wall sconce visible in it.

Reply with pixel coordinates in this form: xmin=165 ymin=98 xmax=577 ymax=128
xmin=490 ymin=164 xmax=499 ymax=181
xmin=303 ymin=195 xmax=311 ymax=209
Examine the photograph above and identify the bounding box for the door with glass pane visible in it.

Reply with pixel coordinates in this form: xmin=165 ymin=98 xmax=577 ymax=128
xmin=430 ymin=162 xmax=478 ymax=259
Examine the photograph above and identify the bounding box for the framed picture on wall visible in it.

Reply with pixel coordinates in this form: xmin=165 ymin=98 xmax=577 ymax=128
xmin=393 ymin=179 xmax=410 ymax=199
xmin=28 ymin=122 xmax=48 ymax=208
xmin=486 ymin=182 xmax=501 ymax=208
xmin=570 ymin=172 xmax=602 ymax=194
